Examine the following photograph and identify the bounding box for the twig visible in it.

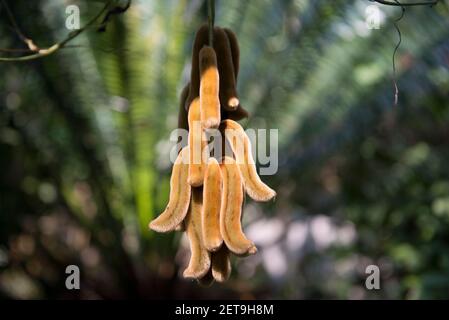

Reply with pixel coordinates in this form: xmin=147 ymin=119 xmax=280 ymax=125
xmin=1 ymin=0 xmax=41 ymax=51
xmin=0 ymin=48 xmax=34 ymax=53
xmin=98 ymin=0 xmax=131 ymax=32
xmin=0 ymin=0 xmax=114 ymax=62
xmin=372 ymin=0 xmax=439 ymax=6
xmin=2 ymin=0 xmax=27 ymax=42
xmin=373 ymin=0 xmax=439 ymax=105
xmin=392 ymin=0 xmax=405 ymax=106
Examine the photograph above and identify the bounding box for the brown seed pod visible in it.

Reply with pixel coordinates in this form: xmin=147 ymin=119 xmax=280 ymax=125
xmin=188 ymin=98 xmax=208 ymax=187
xmin=149 ymin=147 xmax=191 ymax=233
xmin=185 ymin=24 xmax=209 ymax=111
xmin=222 ymin=28 xmax=247 ymax=122
xmin=224 ymin=28 xmax=240 ymax=80
xmin=184 ymin=188 xmax=211 ymax=279
xmin=220 ymin=156 xmax=257 ymax=255
xmin=202 ymin=157 xmax=223 ymax=252
xmin=213 ymin=27 xmax=239 ymax=111
xmin=211 ymin=245 xmax=231 ymax=283
xmin=221 ymin=120 xmax=276 ymax=202
xmin=223 ymin=104 xmax=249 ymax=122
xmin=199 ymin=46 xmax=221 ymax=129
xmin=178 ymin=84 xmax=190 ymax=131
xmin=197 ymin=269 xmax=215 ymax=287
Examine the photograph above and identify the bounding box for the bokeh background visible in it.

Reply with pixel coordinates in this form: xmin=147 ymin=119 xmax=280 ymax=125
xmin=1 ymin=0 xmax=449 ymax=299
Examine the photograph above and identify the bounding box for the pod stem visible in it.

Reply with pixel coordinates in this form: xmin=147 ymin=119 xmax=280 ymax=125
xmin=207 ymin=0 xmax=215 ymax=46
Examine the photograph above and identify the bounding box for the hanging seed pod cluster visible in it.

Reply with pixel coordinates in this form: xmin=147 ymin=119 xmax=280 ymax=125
xmin=149 ymin=24 xmax=276 ymax=285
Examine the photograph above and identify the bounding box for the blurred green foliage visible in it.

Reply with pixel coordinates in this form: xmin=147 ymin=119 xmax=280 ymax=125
xmin=0 ymin=0 xmax=449 ymax=299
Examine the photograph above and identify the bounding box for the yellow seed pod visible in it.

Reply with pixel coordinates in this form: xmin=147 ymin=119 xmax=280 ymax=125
xmin=149 ymin=147 xmax=190 ymax=233
xmin=174 ymin=221 xmax=185 ymax=232
xmin=185 ymin=24 xmax=209 ymax=111
xmin=199 ymin=46 xmax=221 ymax=129
xmin=221 ymin=120 xmax=276 ymax=202
xmin=214 ymin=27 xmax=239 ymax=111
xmin=188 ymin=98 xmax=208 ymax=187
xmin=220 ymin=156 xmax=257 ymax=255
xmin=183 ymin=188 xmax=211 ymax=279
xmin=202 ymin=157 xmax=223 ymax=252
